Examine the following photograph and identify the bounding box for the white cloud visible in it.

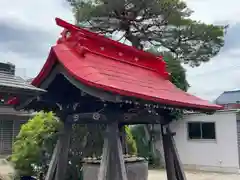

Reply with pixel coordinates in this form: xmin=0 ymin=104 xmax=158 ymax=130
xmin=0 ymin=0 xmax=74 ymax=78
xmin=0 ymin=0 xmax=74 ymax=31
xmin=185 ymin=45 xmax=240 ymax=100
xmin=185 ymin=50 xmax=240 ymax=100
xmin=183 ymin=0 xmax=240 ymax=101
xmin=187 ymin=0 xmax=240 ymax=24
xmin=0 ymin=51 xmax=44 ymax=78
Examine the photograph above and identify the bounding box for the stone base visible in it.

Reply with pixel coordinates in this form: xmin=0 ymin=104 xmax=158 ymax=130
xmin=82 ymin=157 xmax=148 ymax=180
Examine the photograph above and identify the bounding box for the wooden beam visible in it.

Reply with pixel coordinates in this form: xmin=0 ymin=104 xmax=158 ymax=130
xmin=66 ymin=112 xmax=163 ymax=124
xmin=66 ymin=112 xmax=107 ymax=123
xmin=45 ymin=140 xmax=61 ymax=180
xmin=115 ymin=126 xmax=128 ymax=180
xmin=54 ymin=122 xmax=72 ymax=180
xmin=119 ymin=125 xmax=128 ymax=154
xmin=98 ymin=128 xmax=109 ymax=180
xmin=161 ymin=125 xmax=177 ymax=180
xmin=167 ymin=128 xmax=187 ymax=180
xmin=98 ymin=122 xmax=128 ymax=180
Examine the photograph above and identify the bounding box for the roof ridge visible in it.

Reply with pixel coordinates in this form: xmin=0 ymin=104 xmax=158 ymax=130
xmin=55 ymin=18 xmax=170 ymax=79
xmin=223 ymin=90 xmax=240 ymax=93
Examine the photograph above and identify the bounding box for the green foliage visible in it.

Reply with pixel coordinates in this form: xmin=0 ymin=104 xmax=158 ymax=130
xmin=11 ymin=112 xmax=137 ymax=178
xmin=147 ymin=49 xmax=189 ymax=91
xmin=131 ymin=125 xmax=163 ymax=167
xmin=67 ymin=0 xmax=226 ymax=67
xmin=147 ymin=49 xmax=187 ymax=120
xmin=130 ymin=125 xmax=149 ymax=158
xmin=125 ymin=126 xmax=137 ymax=155
xmin=11 ymin=111 xmax=61 ymax=176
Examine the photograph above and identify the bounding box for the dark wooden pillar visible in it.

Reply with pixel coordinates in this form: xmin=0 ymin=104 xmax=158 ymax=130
xmin=98 ymin=122 xmax=128 ymax=180
xmin=167 ymin=127 xmax=187 ymax=180
xmin=161 ymin=124 xmax=176 ymax=180
xmin=161 ymin=124 xmax=187 ymax=180
xmin=119 ymin=125 xmax=128 ymax=154
xmin=45 ymin=140 xmax=60 ymax=180
xmin=55 ymin=122 xmax=72 ymax=180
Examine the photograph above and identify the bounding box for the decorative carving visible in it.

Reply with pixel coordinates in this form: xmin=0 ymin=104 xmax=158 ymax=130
xmin=65 ymin=31 xmax=71 ymax=39
xmin=73 ymin=114 xmax=79 ymax=122
xmin=54 ymin=18 xmax=171 ymax=79
xmin=81 ymin=91 xmax=86 ymax=96
xmin=93 ymin=112 xmax=101 ymax=120
xmin=79 ymin=46 xmax=87 ymax=57
xmin=73 ymin=103 xmax=79 ymax=111
xmin=56 ymin=103 xmax=63 ymax=110
xmin=123 ymin=114 xmax=131 ymax=121
xmin=134 ymin=57 xmax=139 ymax=62
xmin=118 ymin=52 xmax=123 ymax=56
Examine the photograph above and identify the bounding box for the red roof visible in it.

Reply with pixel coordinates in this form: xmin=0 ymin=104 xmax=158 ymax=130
xmin=28 ymin=18 xmax=222 ymax=111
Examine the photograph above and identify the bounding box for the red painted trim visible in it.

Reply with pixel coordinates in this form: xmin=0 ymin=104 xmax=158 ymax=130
xmin=55 ymin=18 xmax=169 ymax=79
xmin=55 ymin=18 xmax=161 ymax=60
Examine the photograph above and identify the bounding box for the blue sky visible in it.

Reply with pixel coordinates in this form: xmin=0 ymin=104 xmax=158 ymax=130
xmin=0 ymin=0 xmax=239 ymax=101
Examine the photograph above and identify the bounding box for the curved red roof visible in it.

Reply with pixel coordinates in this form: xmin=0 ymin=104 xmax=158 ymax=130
xmin=29 ymin=18 xmax=222 ymax=111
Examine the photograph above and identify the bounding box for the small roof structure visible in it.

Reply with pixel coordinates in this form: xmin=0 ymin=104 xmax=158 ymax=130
xmin=215 ymin=90 xmax=240 ymax=104
xmin=0 ymin=71 xmax=44 ymax=95
xmin=9 ymin=18 xmax=222 ymax=112
xmin=0 ymin=63 xmax=45 ymax=103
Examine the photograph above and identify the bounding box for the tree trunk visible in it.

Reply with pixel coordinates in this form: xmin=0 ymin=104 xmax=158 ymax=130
xmin=125 ymin=31 xmax=143 ymax=49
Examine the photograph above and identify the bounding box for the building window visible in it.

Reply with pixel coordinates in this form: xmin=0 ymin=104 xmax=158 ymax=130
xmin=187 ymin=122 xmax=216 ymax=140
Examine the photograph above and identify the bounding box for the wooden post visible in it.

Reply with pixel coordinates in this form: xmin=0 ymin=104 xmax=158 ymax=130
xmin=54 ymin=122 xmax=72 ymax=180
xmin=44 ymin=140 xmax=61 ymax=180
xmin=167 ymin=128 xmax=187 ymax=180
xmin=161 ymin=125 xmax=177 ymax=180
xmin=119 ymin=125 xmax=128 ymax=154
xmin=98 ymin=122 xmax=128 ymax=180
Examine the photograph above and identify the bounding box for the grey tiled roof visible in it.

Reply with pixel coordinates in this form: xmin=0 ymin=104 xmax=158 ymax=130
xmin=215 ymin=90 xmax=240 ymax=104
xmin=0 ymin=71 xmax=45 ymax=95
xmin=26 ymin=78 xmax=34 ymax=84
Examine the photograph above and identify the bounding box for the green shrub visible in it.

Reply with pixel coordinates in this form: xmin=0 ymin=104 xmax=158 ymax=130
xmin=125 ymin=126 xmax=137 ymax=155
xmin=11 ymin=111 xmax=61 ymax=176
xmin=131 ymin=125 xmax=149 ymax=158
xmin=131 ymin=125 xmax=163 ymax=167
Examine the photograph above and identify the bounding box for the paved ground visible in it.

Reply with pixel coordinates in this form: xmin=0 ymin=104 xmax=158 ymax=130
xmin=149 ymin=169 xmax=240 ymax=180
xmin=0 ymin=162 xmax=240 ymax=180
xmin=0 ymin=159 xmax=14 ymax=180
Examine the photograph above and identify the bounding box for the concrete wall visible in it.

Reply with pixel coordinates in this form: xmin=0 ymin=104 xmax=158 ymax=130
xmin=170 ymin=110 xmax=240 ymax=173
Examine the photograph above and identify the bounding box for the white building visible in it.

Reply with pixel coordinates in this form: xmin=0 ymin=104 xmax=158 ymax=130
xmin=170 ymin=109 xmax=240 ymax=173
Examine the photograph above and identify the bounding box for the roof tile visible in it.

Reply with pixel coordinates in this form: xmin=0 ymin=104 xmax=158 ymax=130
xmin=0 ymin=71 xmax=45 ymax=94
xmin=216 ymin=90 xmax=240 ymax=104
